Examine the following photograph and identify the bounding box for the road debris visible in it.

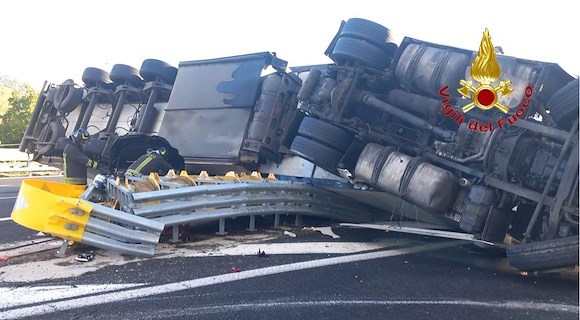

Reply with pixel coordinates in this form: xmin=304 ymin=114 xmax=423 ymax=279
xmin=75 ymin=253 xmax=95 ymax=263
xmin=283 ymin=231 xmax=297 ymax=238
xmin=306 ymin=226 xmax=340 ymax=239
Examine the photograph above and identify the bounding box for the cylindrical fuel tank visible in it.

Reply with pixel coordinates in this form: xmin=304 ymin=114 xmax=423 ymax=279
xmin=354 ymin=143 xmax=394 ymax=185
xmin=375 ymin=152 xmax=412 ymax=195
xmin=404 ymin=162 xmax=458 ymax=213
xmin=394 ymin=38 xmax=471 ymax=99
xmin=247 ymin=74 xmax=282 ymax=141
xmin=355 ymin=143 xmax=458 ymax=213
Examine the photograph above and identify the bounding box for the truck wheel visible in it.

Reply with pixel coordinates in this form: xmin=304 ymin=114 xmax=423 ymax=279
xmin=82 ymin=67 xmax=112 ymax=88
xmin=339 ymin=18 xmax=398 ymax=56
xmin=53 ymin=80 xmax=84 ymax=113
xmin=140 ymin=59 xmax=178 ymax=85
xmin=330 ymin=37 xmax=390 ymax=70
xmin=546 ymin=78 xmax=579 ymax=131
xmin=290 ymin=136 xmax=343 ymax=174
xmin=110 ymin=64 xmax=143 ymax=87
xmin=506 ymin=236 xmax=579 ymax=271
xmin=37 ymin=121 xmax=65 ymax=156
xmin=297 ymin=117 xmax=353 ymax=152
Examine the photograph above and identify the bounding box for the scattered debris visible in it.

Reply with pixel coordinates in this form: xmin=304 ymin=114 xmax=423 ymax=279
xmin=75 ymin=253 xmax=95 ymax=263
xmin=283 ymin=231 xmax=297 ymax=238
xmin=306 ymin=226 xmax=340 ymax=239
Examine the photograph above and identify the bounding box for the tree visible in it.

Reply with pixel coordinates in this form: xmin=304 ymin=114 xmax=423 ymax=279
xmin=0 ymin=85 xmax=37 ymax=144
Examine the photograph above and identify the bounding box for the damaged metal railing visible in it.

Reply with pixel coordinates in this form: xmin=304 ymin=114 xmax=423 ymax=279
xmin=11 ymin=179 xmax=164 ymax=257
xmin=103 ymin=172 xmax=374 ymax=240
xmin=12 ymin=172 xmax=373 ymax=257
xmin=108 ymin=174 xmax=373 ymax=224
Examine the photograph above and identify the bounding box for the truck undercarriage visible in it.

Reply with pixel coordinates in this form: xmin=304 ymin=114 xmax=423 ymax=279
xmin=14 ymin=18 xmax=578 ymax=271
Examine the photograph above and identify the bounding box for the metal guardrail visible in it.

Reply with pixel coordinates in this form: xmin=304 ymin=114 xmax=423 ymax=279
xmin=0 ymin=147 xmax=61 ymax=176
xmin=12 ymin=173 xmax=374 ymax=257
xmin=11 ymin=179 xmax=164 ymax=257
xmin=100 ymin=173 xmax=375 ymax=242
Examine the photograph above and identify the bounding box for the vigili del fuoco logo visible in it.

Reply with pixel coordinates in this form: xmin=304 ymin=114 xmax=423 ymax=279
xmin=439 ymin=29 xmax=534 ymax=132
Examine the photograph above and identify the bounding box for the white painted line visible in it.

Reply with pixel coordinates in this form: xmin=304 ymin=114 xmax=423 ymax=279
xmin=0 ymin=239 xmax=61 ymax=257
xmin=0 ymin=240 xmax=464 ymax=318
xmin=0 ymin=217 xmax=12 ymax=222
xmin=0 ymin=284 xmax=147 ymax=309
xmin=0 ymin=196 xmax=17 ymax=200
xmin=0 ymin=240 xmax=408 ymax=283
xmin=164 ymin=300 xmax=579 ymax=314
xmin=185 ymin=241 xmax=400 ymax=256
xmin=0 ymin=238 xmax=56 ymax=251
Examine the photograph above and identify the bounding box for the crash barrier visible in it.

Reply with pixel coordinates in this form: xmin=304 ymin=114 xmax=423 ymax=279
xmin=11 ymin=172 xmax=373 ymax=256
xmin=109 ymin=171 xmax=374 ymax=230
xmin=11 ymin=179 xmax=164 ymax=256
xmin=0 ymin=147 xmax=61 ymax=176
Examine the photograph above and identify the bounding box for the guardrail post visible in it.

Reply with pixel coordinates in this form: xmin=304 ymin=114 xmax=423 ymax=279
xmin=216 ymin=218 xmax=228 ymax=235
xmin=274 ymin=213 xmax=280 ymax=228
xmin=170 ymin=225 xmax=180 ymax=243
xmin=55 ymin=239 xmax=70 ymax=257
xmin=247 ymin=215 xmax=256 ymax=232
xmin=294 ymin=214 xmax=303 ymax=227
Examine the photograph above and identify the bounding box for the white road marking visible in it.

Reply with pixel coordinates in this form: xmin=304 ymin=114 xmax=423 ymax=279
xmin=0 ymin=240 xmax=464 ymax=318
xmin=192 ymin=241 xmax=399 ymax=256
xmin=0 ymin=196 xmax=17 ymax=200
xmin=0 ymin=284 xmax=147 ymax=309
xmin=113 ymin=300 xmax=579 ymax=317
xmin=0 ymin=217 xmax=12 ymax=222
xmin=0 ymin=239 xmax=61 ymax=257
xmin=0 ymin=238 xmax=409 ymax=282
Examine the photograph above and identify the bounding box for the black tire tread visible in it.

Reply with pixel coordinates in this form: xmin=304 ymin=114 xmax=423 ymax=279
xmin=53 ymin=80 xmax=83 ymax=113
xmin=37 ymin=121 xmax=65 ymax=156
xmin=506 ymin=236 xmax=579 ymax=271
xmin=546 ymin=78 xmax=579 ymax=131
xmin=110 ymin=64 xmax=143 ymax=87
xmin=140 ymin=59 xmax=178 ymax=85
xmin=340 ymin=18 xmax=397 ymax=55
xmin=330 ymin=37 xmax=390 ymax=70
xmin=297 ymin=117 xmax=353 ymax=152
xmin=290 ymin=136 xmax=342 ymax=174
xmin=82 ymin=67 xmax=112 ymax=88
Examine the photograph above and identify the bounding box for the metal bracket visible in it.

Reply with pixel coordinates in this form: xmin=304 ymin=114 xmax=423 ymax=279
xmin=55 ymin=239 xmax=70 ymax=258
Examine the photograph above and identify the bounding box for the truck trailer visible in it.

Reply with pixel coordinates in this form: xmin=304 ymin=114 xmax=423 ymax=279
xmin=13 ymin=18 xmax=579 ymax=271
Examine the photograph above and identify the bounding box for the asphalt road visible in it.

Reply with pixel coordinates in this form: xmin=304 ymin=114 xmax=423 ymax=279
xmin=0 ymin=184 xmax=37 ymax=244
xmin=0 ymin=178 xmax=578 ymax=320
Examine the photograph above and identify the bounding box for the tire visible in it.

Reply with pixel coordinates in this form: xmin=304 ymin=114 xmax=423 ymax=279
xmin=53 ymin=80 xmax=84 ymax=113
xmin=290 ymin=136 xmax=343 ymax=173
xmin=297 ymin=117 xmax=353 ymax=152
xmin=546 ymin=78 xmax=579 ymax=131
xmin=506 ymin=236 xmax=579 ymax=271
xmin=82 ymin=67 xmax=112 ymax=88
xmin=330 ymin=37 xmax=390 ymax=70
xmin=340 ymin=18 xmax=398 ymax=55
xmin=37 ymin=121 xmax=65 ymax=156
xmin=140 ymin=59 xmax=178 ymax=85
xmin=109 ymin=64 xmax=143 ymax=87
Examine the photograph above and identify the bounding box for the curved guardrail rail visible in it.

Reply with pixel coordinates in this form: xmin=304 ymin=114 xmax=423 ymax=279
xmin=11 ymin=172 xmax=374 ymax=256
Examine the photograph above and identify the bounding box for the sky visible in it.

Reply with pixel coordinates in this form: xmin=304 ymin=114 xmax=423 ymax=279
xmin=0 ymin=0 xmax=578 ymax=91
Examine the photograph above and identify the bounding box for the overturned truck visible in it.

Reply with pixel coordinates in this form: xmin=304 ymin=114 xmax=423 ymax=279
xmin=15 ymin=18 xmax=579 ymax=271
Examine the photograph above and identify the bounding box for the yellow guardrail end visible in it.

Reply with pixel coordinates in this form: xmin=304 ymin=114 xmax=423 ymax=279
xmin=10 ymin=179 xmax=93 ymax=242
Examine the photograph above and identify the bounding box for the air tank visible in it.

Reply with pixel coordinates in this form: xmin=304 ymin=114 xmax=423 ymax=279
xmin=355 ymin=143 xmax=458 ymax=213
